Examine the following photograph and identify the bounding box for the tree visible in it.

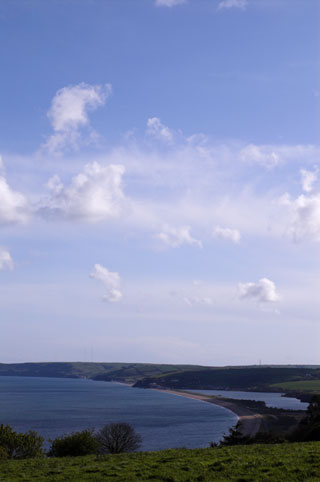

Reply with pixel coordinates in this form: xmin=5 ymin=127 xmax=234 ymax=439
xmin=0 ymin=424 xmax=44 ymax=459
xmin=290 ymin=395 xmax=320 ymax=442
xmin=219 ymin=424 xmax=252 ymax=446
xmin=96 ymin=422 xmax=142 ymax=454
xmin=48 ymin=429 xmax=100 ymax=457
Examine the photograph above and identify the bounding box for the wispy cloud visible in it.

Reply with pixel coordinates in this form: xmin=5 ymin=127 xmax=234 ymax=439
xmin=155 ymin=0 xmax=186 ymax=7
xmin=42 ymin=83 xmax=112 ymax=154
xmin=218 ymin=0 xmax=248 ymax=11
xmin=300 ymin=168 xmax=318 ymax=193
xmin=239 ymin=144 xmax=318 ymax=169
xmin=213 ymin=226 xmax=241 ymax=243
xmin=155 ymin=225 xmax=202 ymax=248
xmin=183 ymin=295 xmax=212 ymax=307
xmin=146 ymin=117 xmax=174 ymax=143
xmin=240 ymin=144 xmax=281 ymax=168
xmin=0 ymin=247 xmax=14 ymax=271
xmin=90 ymin=264 xmax=122 ymax=302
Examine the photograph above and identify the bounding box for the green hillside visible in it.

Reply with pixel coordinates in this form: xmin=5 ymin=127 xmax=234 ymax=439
xmin=0 ymin=362 xmax=204 ymax=384
xmin=1 ymin=443 xmax=320 ymax=481
xmin=133 ymin=366 xmax=320 ymax=393
xmin=1 ymin=363 xmax=320 ymax=396
xmin=272 ymin=380 xmax=320 ymax=393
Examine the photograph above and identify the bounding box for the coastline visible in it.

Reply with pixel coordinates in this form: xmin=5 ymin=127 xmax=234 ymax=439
xmin=154 ymin=388 xmax=263 ymax=438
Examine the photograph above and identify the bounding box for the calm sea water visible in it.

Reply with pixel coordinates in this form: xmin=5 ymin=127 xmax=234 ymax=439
xmin=0 ymin=377 xmax=237 ymax=451
xmin=188 ymin=389 xmax=308 ymax=410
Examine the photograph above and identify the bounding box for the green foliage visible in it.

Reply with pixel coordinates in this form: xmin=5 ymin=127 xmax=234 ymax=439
xmin=96 ymin=422 xmax=142 ymax=454
xmin=0 ymin=446 xmax=8 ymax=460
xmin=220 ymin=422 xmax=288 ymax=447
xmin=220 ymin=424 xmax=252 ymax=446
xmin=1 ymin=443 xmax=320 ymax=481
xmin=290 ymin=395 xmax=320 ymax=442
xmin=0 ymin=424 xmax=44 ymax=459
xmin=48 ymin=429 xmax=100 ymax=457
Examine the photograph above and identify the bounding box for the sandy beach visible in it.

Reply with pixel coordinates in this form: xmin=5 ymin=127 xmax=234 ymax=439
xmin=154 ymin=388 xmax=263 ymax=438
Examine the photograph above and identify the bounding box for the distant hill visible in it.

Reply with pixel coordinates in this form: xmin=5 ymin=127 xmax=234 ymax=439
xmin=1 ymin=363 xmax=320 ymax=396
xmin=133 ymin=366 xmax=320 ymax=397
xmin=0 ymin=362 xmax=204 ymax=384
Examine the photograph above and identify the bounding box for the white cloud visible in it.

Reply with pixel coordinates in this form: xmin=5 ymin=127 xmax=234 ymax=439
xmin=300 ymin=168 xmax=318 ymax=193
xmin=218 ymin=0 xmax=248 ymax=10
xmin=0 ymin=247 xmax=14 ymax=271
xmin=184 ymin=295 xmax=212 ymax=306
xmin=39 ymin=162 xmax=125 ymax=222
xmin=240 ymin=144 xmax=281 ymax=168
xmin=282 ymin=192 xmax=320 ymax=243
xmin=146 ymin=117 xmax=174 ymax=142
xmin=90 ymin=263 xmax=122 ymax=302
xmin=238 ymin=278 xmax=280 ymax=303
xmin=155 ymin=0 xmax=186 ymax=7
xmin=169 ymin=279 xmax=213 ymax=307
xmin=239 ymin=144 xmax=319 ymax=170
xmin=155 ymin=225 xmax=202 ymax=248
xmin=0 ymin=175 xmax=29 ymax=225
xmin=213 ymin=225 xmax=241 ymax=243
xmin=43 ymin=82 xmax=112 ymax=153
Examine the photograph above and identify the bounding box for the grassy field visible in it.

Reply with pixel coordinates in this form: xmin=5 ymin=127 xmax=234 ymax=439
xmin=272 ymin=380 xmax=320 ymax=393
xmin=1 ymin=443 xmax=320 ymax=481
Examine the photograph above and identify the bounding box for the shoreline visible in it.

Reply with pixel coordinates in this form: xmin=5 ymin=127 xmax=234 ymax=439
xmin=154 ymin=388 xmax=263 ymax=438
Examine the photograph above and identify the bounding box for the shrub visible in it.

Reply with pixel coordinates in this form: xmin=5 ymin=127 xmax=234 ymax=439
xmin=0 ymin=446 xmax=8 ymax=460
xmin=0 ymin=424 xmax=44 ymax=459
xmin=96 ymin=422 xmax=142 ymax=454
xmin=48 ymin=429 xmax=100 ymax=457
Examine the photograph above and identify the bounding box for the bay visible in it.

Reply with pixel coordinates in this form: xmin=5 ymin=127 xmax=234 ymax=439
xmin=187 ymin=389 xmax=308 ymax=410
xmin=0 ymin=376 xmax=237 ymax=451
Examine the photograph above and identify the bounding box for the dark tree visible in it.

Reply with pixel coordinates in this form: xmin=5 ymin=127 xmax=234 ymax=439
xmin=48 ymin=429 xmax=100 ymax=457
xmin=290 ymin=395 xmax=320 ymax=442
xmin=0 ymin=424 xmax=44 ymax=459
xmin=96 ymin=422 xmax=142 ymax=454
xmin=219 ymin=424 xmax=252 ymax=446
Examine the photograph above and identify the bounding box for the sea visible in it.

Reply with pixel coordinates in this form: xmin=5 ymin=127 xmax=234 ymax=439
xmin=0 ymin=376 xmax=238 ymax=451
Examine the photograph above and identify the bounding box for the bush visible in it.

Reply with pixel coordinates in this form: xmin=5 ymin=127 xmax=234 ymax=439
xmin=0 ymin=424 xmax=44 ymax=459
xmin=0 ymin=446 xmax=8 ymax=460
xmin=96 ymin=422 xmax=142 ymax=454
xmin=48 ymin=429 xmax=100 ymax=457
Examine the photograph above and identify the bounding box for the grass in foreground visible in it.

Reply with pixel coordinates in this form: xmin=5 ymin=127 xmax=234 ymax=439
xmin=1 ymin=443 xmax=320 ymax=481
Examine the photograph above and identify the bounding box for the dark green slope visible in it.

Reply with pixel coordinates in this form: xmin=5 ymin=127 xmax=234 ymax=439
xmin=133 ymin=366 xmax=320 ymax=393
xmin=1 ymin=363 xmax=320 ymax=394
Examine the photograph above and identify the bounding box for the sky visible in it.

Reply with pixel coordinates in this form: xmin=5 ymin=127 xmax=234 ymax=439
xmin=0 ymin=0 xmax=319 ymax=366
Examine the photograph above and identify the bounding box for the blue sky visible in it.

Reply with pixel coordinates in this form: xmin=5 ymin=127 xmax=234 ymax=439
xmin=0 ymin=0 xmax=319 ymax=365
